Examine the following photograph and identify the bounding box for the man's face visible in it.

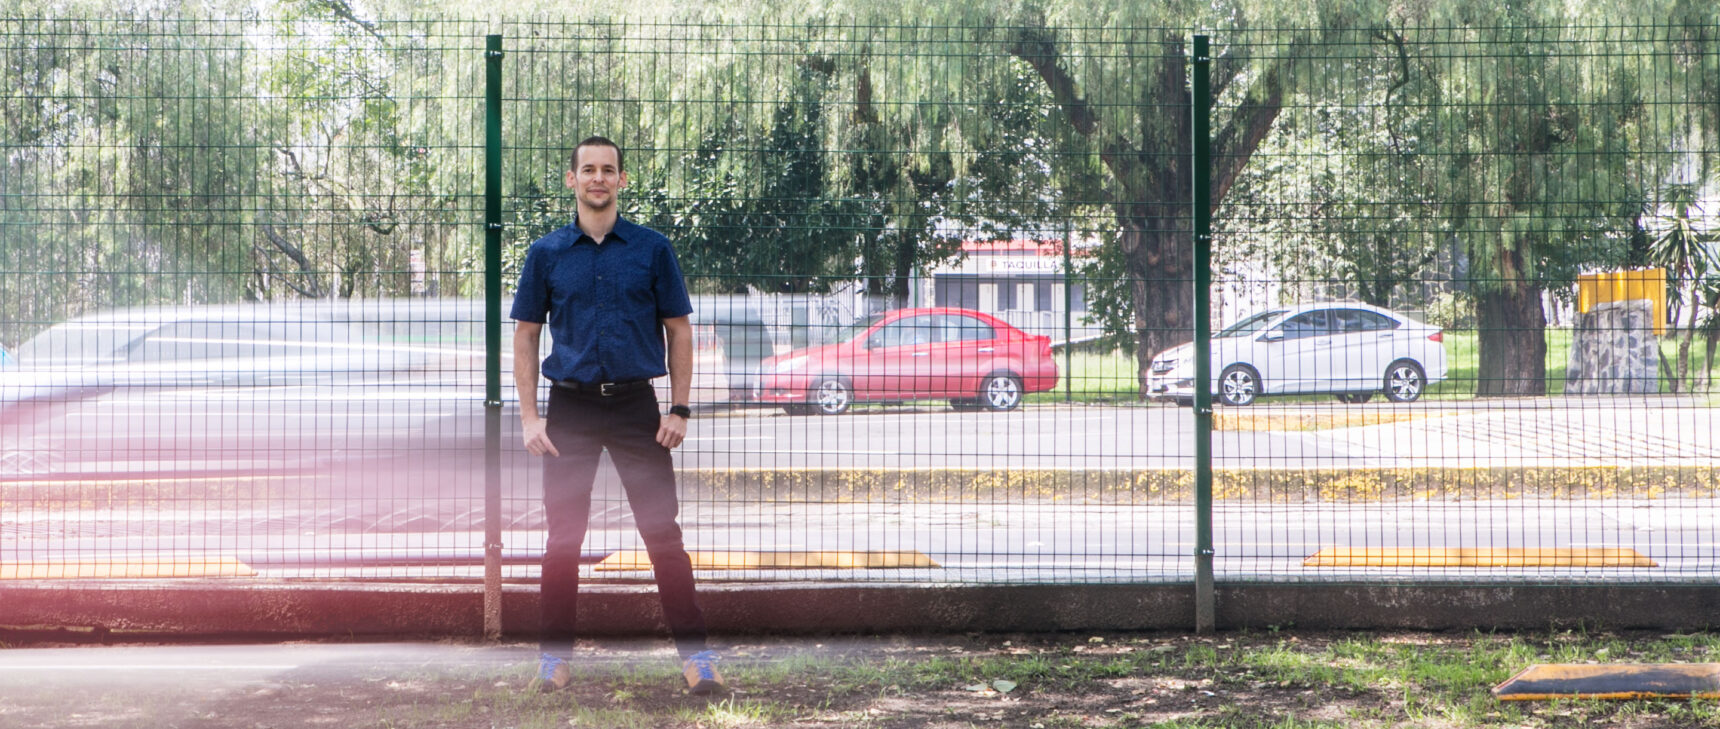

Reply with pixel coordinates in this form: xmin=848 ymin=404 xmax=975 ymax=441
xmin=565 ymin=145 xmax=626 ymax=211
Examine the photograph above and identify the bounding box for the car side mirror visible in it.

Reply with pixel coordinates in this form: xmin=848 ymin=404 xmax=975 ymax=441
xmin=865 ymin=335 xmax=883 ymax=349
xmin=1261 ymin=330 xmax=1284 ymax=343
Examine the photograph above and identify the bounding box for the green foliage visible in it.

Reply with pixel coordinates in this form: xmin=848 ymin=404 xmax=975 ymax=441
xmin=1648 ymin=182 xmax=1720 ymax=392
xmin=0 ymin=6 xmax=487 ymax=345
xmin=1423 ymin=292 xmax=1477 ymax=331
xmin=1223 ymin=24 xmax=1450 ymax=310
xmin=4 ymin=0 xmax=1718 ymax=379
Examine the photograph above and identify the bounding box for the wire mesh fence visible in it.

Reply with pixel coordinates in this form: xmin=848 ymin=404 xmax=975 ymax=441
xmin=2 ymin=13 xmax=1718 ymax=597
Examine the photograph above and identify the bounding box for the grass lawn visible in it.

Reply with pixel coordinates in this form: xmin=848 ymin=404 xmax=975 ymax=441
xmin=25 ymin=629 xmax=1714 ymax=728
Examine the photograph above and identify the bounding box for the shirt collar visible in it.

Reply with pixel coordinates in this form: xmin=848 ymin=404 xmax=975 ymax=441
xmin=569 ymin=215 xmax=633 ymax=246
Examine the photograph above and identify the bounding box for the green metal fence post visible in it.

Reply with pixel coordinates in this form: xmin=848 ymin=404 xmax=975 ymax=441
xmin=1190 ymin=34 xmax=1216 ymax=635
xmin=483 ymin=33 xmax=505 ymax=641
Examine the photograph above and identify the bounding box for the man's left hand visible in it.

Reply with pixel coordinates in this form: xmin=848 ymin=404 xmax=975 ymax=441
xmin=657 ymin=414 xmax=687 ymax=449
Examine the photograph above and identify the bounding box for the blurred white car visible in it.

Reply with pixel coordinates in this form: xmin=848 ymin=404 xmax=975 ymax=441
xmin=1147 ymin=302 xmax=1448 ymax=406
xmin=0 ymin=300 xmax=492 ymax=478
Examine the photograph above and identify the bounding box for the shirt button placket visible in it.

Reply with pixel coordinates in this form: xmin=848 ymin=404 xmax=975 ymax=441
xmin=596 ymin=242 xmax=608 ymax=375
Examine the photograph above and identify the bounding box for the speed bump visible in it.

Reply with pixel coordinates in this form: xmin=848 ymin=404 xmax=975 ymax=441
xmin=1303 ymin=547 xmax=1655 ymax=568
xmin=1493 ymin=664 xmax=1720 ymax=700
xmin=1 ymin=558 xmax=257 ymax=579
xmin=595 ymin=550 xmax=939 ymax=571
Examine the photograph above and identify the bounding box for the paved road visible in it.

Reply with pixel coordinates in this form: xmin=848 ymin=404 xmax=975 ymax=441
xmin=8 ymin=387 xmax=1716 ymax=476
xmin=12 ymin=495 xmax=1717 ymax=582
xmin=683 ymin=396 xmax=1720 ymax=469
xmin=5 ymin=392 xmax=1718 ymax=581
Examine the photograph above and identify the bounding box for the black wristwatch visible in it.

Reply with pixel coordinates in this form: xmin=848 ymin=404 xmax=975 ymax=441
xmin=668 ymin=404 xmax=692 ymax=420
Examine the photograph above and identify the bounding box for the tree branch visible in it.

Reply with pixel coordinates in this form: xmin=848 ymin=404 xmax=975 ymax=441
xmin=1006 ymin=27 xmax=1100 ymax=137
xmin=1210 ymin=63 xmax=1286 ymax=212
xmin=1008 ymin=26 xmax=1134 ymax=203
xmin=1374 ymin=26 xmax=1412 ymax=153
xmin=311 ymin=0 xmax=387 ymax=44
xmin=259 ymin=223 xmax=328 ymax=298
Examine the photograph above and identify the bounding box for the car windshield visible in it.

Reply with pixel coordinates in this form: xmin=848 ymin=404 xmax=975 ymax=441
xmin=834 ymin=314 xmax=885 ymax=343
xmin=1216 ymin=309 xmax=1286 ymax=338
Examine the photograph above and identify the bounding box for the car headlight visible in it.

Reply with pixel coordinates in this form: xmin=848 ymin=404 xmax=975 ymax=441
xmin=771 ymin=356 xmax=808 ymax=374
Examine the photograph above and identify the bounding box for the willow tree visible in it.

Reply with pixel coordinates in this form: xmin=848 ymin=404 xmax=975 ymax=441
xmin=255 ymin=0 xmax=482 ymax=300
xmin=498 ymin=19 xmax=975 ymax=299
xmin=1 ymin=12 xmax=263 ymax=343
xmin=1414 ymin=3 xmax=1652 ymax=396
xmin=1219 ymin=22 xmax=1450 ymax=310
xmin=863 ymin=0 xmax=1380 ymax=394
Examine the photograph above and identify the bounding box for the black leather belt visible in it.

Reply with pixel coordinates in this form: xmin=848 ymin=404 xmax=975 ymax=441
xmin=552 ymin=379 xmax=652 ymax=396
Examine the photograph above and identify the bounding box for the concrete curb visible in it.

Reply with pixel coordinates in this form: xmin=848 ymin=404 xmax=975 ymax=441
xmin=3 ymin=581 xmax=1718 ymax=641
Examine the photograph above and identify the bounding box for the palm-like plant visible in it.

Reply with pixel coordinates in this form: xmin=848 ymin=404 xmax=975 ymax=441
xmin=1648 ymin=183 xmax=1720 ymax=393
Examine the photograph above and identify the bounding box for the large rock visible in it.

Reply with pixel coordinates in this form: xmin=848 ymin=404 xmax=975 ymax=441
xmin=1564 ymin=299 xmax=1659 ymax=395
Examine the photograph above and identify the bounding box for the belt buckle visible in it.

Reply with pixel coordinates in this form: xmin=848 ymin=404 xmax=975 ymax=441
xmin=599 ymin=382 xmax=617 ymax=396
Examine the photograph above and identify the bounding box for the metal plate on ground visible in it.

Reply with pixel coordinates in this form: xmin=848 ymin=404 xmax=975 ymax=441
xmin=1493 ymin=664 xmax=1720 ymax=700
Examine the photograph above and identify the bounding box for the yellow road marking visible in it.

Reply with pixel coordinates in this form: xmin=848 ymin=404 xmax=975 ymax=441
xmin=0 ymin=475 xmax=312 ymax=487
xmin=1303 ymin=547 xmax=1656 ymax=568
xmin=1 ymin=558 xmax=257 ymax=579
xmin=596 ymin=550 xmax=939 ymax=571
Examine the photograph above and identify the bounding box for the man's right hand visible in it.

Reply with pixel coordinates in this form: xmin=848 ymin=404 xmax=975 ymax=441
xmin=513 ymin=321 xmax=557 ymax=457
xmin=523 ymin=418 xmax=560 ymax=457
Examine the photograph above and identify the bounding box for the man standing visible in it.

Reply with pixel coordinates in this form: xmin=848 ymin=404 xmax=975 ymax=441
xmin=511 ymin=136 xmax=722 ymax=695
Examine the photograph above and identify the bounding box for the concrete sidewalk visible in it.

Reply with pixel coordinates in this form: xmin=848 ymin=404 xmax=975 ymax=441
xmin=0 ymin=641 xmax=536 ymax=728
xmin=0 ymin=639 xmax=766 ymax=728
xmin=0 ymin=636 xmax=941 ymax=729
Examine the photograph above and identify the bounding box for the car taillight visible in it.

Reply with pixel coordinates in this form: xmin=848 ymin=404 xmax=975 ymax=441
xmin=1428 ymin=331 xmax=1443 ymax=342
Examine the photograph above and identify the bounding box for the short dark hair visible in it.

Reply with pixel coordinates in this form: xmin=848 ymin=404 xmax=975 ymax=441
xmin=571 ymin=136 xmax=624 ymax=173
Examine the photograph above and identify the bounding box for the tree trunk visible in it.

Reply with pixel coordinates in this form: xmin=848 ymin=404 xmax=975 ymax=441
xmin=1703 ymin=329 xmax=1718 ymax=392
xmin=1475 ymin=284 xmax=1547 ymax=396
xmin=1121 ymin=215 xmax=1193 ymax=396
xmin=890 ymin=228 xmax=915 ymax=308
xmin=1009 ymin=29 xmax=1284 ymax=399
xmin=1672 ymin=300 xmax=1699 ymax=394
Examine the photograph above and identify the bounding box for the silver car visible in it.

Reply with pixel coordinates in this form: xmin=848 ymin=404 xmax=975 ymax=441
xmin=1148 ymin=302 xmax=1449 ymax=406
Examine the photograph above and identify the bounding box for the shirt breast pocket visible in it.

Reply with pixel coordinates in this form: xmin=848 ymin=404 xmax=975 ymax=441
xmin=611 ymin=255 xmax=656 ymax=304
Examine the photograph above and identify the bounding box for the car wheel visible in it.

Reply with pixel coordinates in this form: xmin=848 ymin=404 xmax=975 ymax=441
xmin=979 ymin=373 xmax=1024 ymax=412
xmin=1218 ymin=364 xmax=1260 ymax=407
xmin=1337 ymin=392 xmax=1374 ymax=404
xmin=812 ymin=376 xmax=852 ymax=415
xmin=782 ymin=404 xmax=813 ymax=416
xmin=1383 ymin=360 xmax=1426 ymax=403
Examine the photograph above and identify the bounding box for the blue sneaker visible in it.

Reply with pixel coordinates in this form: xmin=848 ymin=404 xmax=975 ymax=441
xmin=681 ymin=650 xmax=725 ymax=694
xmin=536 ymin=653 xmax=570 ymax=692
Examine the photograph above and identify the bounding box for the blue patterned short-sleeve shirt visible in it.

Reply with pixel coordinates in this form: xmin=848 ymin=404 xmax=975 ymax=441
xmin=510 ymin=217 xmax=693 ymax=383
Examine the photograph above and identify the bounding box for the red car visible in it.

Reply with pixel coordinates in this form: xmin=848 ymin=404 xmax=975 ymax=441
xmin=759 ymin=307 xmax=1059 ymax=415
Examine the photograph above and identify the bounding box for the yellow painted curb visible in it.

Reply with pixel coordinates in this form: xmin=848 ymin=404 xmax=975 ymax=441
xmin=1302 ymin=547 xmax=1656 ymax=568
xmin=595 ymin=550 xmax=940 ymax=571
xmin=1494 ymin=663 xmax=1720 ymax=700
xmin=0 ymin=558 xmax=257 ymax=579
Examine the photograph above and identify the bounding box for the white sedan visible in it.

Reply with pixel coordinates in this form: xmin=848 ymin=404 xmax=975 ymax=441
xmin=1148 ymin=302 xmax=1448 ymax=406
